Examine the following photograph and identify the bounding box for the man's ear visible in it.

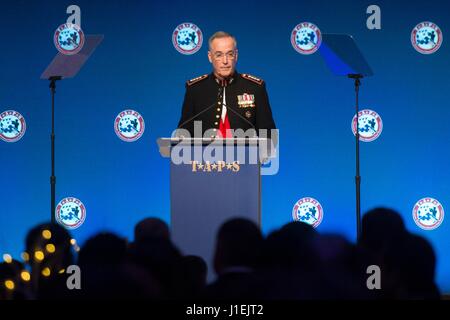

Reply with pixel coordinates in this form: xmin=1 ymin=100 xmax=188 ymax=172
xmin=235 ymin=49 xmax=238 ymax=62
xmin=208 ymin=51 xmax=213 ymax=63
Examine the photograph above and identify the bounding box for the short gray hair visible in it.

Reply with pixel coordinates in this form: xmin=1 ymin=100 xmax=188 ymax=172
xmin=208 ymin=31 xmax=237 ymax=50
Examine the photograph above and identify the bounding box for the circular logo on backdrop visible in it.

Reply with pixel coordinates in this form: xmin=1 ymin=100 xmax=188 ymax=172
xmin=411 ymin=22 xmax=443 ymax=54
xmin=351 ymin=109 xmax=383 ymax=142
xmin=55 ymin=197 xmax=86 ymax=230
xmin=291 ymin=22 xmax=322 ymax=55
xmin=54 ymin=23 xmax=85 ymax=55
xmin=114 ymin=109 xmax=145 ymax=142
xmin=413 ymin=197 xmax=444 ymax=230
xmin=0 ymin=110 xmax=26 ymax=142
xmin=172 ymin=23 xmax=203 ymax=55
xmin=292 ymin=197 xmax=324 ymax=228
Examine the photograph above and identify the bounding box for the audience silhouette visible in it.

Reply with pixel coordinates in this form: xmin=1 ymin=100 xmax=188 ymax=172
xmin=0 ymin=208 xmax=442 ymax=300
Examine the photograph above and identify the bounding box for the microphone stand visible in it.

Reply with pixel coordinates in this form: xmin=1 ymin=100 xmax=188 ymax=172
xmin=222 ymin=103 xmax=257 ymax=136
xmin=177 ymin=87 xmax=224 ymax=135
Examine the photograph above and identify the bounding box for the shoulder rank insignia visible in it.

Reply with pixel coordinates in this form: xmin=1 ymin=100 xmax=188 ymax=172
xmin=186 ymin=74 xmax=209 ymax=86
xmin=241 ymin=73 xmax=264 ymax=85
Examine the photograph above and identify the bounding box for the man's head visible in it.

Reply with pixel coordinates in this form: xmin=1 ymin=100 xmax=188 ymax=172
xmin=134 ymin=217 xmax=170 ymax=242
xmin=208 ymin=31 xmax=238 ymax=80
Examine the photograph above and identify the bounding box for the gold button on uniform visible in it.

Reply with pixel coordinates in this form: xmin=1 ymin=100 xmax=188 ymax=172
xmin=216 ymin=115 xmax=220 ymax=118
xmin=217 ymin=108 xmax=221 ymax=111
xmin=214 ymin=122 xmax=218 ymax=125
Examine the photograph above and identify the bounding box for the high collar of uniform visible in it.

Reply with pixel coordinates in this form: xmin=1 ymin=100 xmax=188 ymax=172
xmin=213 ymin=72 xmax=237 ymax=87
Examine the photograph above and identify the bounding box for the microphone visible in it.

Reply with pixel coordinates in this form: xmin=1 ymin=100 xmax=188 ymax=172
xmin=177 ymin=87 xmax=224 ymax=132
xmin=216 ymin=80 xmax=258 ymax=137
xmin=216 ymin=77 xmax=257 ymax=134
xmin=222 ymin=102 xmax=257 ymax=136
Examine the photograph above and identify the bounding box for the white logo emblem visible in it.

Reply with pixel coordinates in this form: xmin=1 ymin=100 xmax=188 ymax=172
xmin=291 ymin=22 xmax=322 ymax=55
xmin=411 ymin=22 xmax=443 ymax=54
xmin=351 ymin=109 xmax=383 ymax=142
xmin=56 ymin=197 xmax=86 ymax=230
xmin=172 ymin=23 xmax=203 ymax=55
xmin=413 ymin=197 xmax=444 ymax=230
xmin=114 ymin=109 xmax=145 ymax=142
xmin=0 ymin=110 xmax=26 ymax=143
xmin=54 ymin=23 xmax=85 ymax=55
xmin=292 ymin=197 xmax=324 ymax=228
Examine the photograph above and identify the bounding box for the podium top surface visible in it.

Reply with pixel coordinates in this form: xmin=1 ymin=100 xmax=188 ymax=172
xmin=157 ymin=137 xmax=269 ymax=146
xmin=157 ymin=137 xmax=276 ymax=159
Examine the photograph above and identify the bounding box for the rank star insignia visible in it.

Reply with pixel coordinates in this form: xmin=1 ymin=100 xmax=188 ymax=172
xmin=186 ymin=74 xmax=208 ymax=86
xmin=241 ymin=73 xmax=264 ymax=85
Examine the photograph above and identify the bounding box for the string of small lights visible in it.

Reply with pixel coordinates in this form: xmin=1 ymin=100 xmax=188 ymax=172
xmin=2 ymin=229 xmax=79 ymax=293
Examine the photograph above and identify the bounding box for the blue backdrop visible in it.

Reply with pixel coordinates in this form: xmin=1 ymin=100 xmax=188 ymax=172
xmin=1 ymin=0 xmax=449 ymax=292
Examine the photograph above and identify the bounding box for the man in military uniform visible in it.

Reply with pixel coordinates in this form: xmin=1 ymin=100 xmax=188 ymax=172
xmin=177 ymin=31 xmax=276 ymax=139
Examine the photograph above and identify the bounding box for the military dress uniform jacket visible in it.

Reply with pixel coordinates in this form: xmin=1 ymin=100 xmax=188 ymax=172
xmin=177 ymin=72 xmax=276 ymax=138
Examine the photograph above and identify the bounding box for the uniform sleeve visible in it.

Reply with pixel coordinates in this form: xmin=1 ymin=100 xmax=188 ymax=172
xmin=177 ymin=85 xmax=195 ymax=130
xmin=256 ymin=83 xmax=278 ymax=146
xmin=256 ymin=83 xmax=276 ymax=130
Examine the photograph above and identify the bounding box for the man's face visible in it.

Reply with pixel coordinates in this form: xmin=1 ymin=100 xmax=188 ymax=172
xmin=208 ymin=37 xmax=238 ymax=79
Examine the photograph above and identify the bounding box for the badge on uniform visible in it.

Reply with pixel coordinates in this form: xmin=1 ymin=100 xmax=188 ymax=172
xmin=237 ymin=93 xmax=255 ymax=108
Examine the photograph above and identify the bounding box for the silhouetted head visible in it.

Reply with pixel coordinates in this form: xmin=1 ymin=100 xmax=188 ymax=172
xmin=263 ymin=221 xmax=319 ymax=270
xmin=385 ymin=233 xmax=437 ymax=285
xmin=24 ymin=223 xmax=74 ymax=298
xmin=134 ymin=217 xmax=170 ymax=242
xmin=78 ymin=232 xmax=127 ymax=267
xmin=316 ymin=233 xmax=355 ymax=265
xmin=78 ymin=233 xmax=162 ymax=299
xmin=360 ymin=207 xmax=407 ymax=252
xmin=213 ymin=218 xmax=263 ymax=275
xmin=174 ymin=255 xmax=208 ymax=297
xmin=0 ymin=260 xmax=29 ymax=300
xmin=25 ymin=222 xmax=74 ymax=269
xmin=127 ymin=237 xmax=182 ymax=298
